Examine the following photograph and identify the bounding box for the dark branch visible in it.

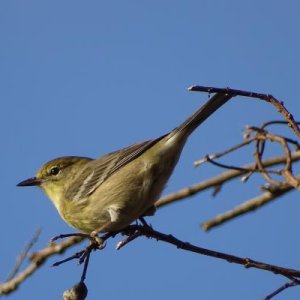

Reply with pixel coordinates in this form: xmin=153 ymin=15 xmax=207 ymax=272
xmin=189 ymin=85 xmax=300 ymax=138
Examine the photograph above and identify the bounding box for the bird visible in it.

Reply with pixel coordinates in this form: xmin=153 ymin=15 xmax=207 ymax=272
xmin=17 ymin=92 xmax=231 ymax=236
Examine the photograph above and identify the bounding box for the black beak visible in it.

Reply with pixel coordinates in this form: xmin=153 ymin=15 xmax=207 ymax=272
xmin=17 ymin=177 xmax=42 ymax=187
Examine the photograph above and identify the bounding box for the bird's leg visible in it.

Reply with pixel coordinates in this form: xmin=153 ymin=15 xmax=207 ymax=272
xmin=138 ymin=216 xmax=152 ymax=229
xmin=142 ymin=205 xmax=156 ymax=217
xmin=50 ymin=230 xmax=117 ymax=272
xmin=89 ymin=230 xmax=118 ymax=249
xmin=138 ymin=205 xmax=156 ymax=228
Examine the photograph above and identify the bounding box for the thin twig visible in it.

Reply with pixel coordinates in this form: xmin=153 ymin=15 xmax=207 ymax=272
xmin=120 ymin=225 xmax=300 ymax=278
xmin=155 ymin=152 xmax=300 ymax=209
xmin=262 ymin=120 xmax=300 ymax=130
xmin=188 ymin=85 xmax=300 ymax=138
xmin=194 ymin=137 xmax=256 ymax=166
xmin=201 ymin=183 xmax=295 ymax=231
xmin=0 ymin=236 xmax=84 ymax=295
xmin=251 ymin=129 xmax=300 ymax=188
xmin=116 ymin=232 xmax=141 ymax=250
xmin=264 ymin=279 xmax=300 ymax=300
xmin=205 ymin=155 xmax=281 ymax=174
xmin=6 ymin=228 xmax=41 ymax=281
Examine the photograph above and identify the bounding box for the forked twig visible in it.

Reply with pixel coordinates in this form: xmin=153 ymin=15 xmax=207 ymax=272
xmin=155 ymin=151 xmax=300 ymax=209
xmin=189 ymin=85 xmax=300 ymax=138
xmin=5 ymin=228 xmax=41 ymax=281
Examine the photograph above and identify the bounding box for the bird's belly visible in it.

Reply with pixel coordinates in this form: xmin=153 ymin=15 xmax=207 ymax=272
xmin=61 ymin=148 xmax=180 ymax=234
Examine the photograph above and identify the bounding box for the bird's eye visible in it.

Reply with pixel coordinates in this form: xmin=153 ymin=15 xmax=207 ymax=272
xmin=50 ymin=166 xmax=60 ymax=176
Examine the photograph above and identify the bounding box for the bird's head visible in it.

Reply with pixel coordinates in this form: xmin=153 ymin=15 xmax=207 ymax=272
xmin=17 ymin=156 xmax=92 ymax=204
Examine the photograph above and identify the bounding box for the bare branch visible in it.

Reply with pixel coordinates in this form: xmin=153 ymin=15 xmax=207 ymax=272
xmin=0 ymin=236 xmax=84 ymax=295
xmin=202 ymin=183 xmax=295 ymax=231
xmin=118 ymin=225 xmax=300 ymax=279
xmin=6 ymin=228 xmax=41 ymax=281
xmin=155 ymin=151 xmax=300 ymax=209
xmin=189 ymin=85 xmax=300 ymax=138
xmin=194 ymin=137 xmax=256 ymax=167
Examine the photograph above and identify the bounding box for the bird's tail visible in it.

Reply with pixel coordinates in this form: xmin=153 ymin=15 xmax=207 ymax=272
xmin=170 ymin=92 xmax=233 ymax=140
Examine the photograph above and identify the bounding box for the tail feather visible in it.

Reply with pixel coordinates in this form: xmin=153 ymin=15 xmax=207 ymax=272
xmin=171 ymin=93 xmax=232 ymax=139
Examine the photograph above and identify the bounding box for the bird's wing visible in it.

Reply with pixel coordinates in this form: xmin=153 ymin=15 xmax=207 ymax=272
xmin=65 ymin=135 xmax=167 ymax=201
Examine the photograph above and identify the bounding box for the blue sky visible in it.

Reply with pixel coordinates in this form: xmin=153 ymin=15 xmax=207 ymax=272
xmin=1 ymin=1 xmax=300 ymax=299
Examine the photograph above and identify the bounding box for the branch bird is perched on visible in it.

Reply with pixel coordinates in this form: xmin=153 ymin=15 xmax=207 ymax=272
xmin=17 ymin=93 xmax=231 ymax=235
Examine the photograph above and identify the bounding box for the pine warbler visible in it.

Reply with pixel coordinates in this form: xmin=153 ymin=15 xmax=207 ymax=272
xmin=17 ymin=93 xmax=230 ymax=235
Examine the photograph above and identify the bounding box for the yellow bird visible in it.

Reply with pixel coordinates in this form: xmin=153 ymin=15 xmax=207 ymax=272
xmin=17 ymin=93 xmax=230 ymax=235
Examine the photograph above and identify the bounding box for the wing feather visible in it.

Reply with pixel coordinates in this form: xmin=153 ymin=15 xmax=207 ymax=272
xmin=66 ymin=135 xmax=166 ymax=201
